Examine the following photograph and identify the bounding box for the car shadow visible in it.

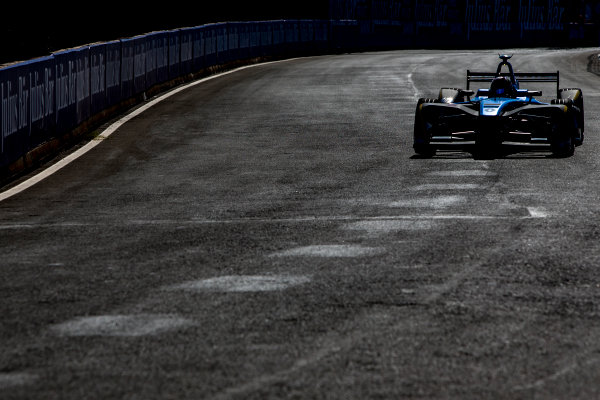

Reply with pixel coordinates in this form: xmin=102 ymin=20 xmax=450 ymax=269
xmin=409 ymin=143 xmax=567 ymax=160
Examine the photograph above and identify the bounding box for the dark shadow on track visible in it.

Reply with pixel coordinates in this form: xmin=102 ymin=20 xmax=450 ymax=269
xmin=410 ymin=143 xmax=571 ymax=160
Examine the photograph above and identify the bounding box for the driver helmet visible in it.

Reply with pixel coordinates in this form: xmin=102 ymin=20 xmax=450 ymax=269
xmin=489 ymin=77 xmax=515 ymax=98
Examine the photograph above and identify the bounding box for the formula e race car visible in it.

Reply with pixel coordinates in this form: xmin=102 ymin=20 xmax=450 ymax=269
xmin=413 ymin=55 xmax=584 ymax=158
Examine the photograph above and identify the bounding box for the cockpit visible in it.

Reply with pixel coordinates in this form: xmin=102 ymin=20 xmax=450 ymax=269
xmin=489 ymin=76 xmax=516 ymax=98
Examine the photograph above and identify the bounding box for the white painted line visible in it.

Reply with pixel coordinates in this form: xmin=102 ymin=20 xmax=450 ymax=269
xmin=411 ymin=183 xmax=484 ymax=191
xmin=271 ymin=244 xmax=385 ymax=257
xmin=0 ymin=211 xmax=547 ymax=230
xmin=170 ymin=275 xmax=311 ymax=292
xmin=388 ymin=195 xmax=466 ymax=208
xmin=428 ymin=170 xmax=493 ymax=177
xmin=407 ymin=64 xmax=421 ymax=100
xmin=345 ymin=219 xmax=435 ymax=233
xmin=50 ymin=314 xmax=193 ymax=337
xmin=434 ymin=159 xmax=490 ymax=164
xmin=0 ymin=59 xmax=299 ymax=203
xmin=527 ymin=207 xmax=548 ymax=218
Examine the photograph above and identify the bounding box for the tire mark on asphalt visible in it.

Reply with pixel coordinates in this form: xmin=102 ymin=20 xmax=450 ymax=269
xmin=208 ymin=310 xmax=391 ymax=400
xmin=513 ymin=354 xmax=600 ymax=391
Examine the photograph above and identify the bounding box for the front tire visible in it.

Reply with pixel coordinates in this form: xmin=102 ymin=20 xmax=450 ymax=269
xmin=550 ymin=120 xmax=575 ymax=158
xmin=413 ymin=98 xmax=436 ymax=157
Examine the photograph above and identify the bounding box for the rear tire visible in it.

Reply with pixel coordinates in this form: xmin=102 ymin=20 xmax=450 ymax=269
xmin=553 ymin=88 xmax=584 ymax=145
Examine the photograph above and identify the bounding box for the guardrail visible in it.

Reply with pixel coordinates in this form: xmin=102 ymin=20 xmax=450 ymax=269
xmin=0 ymin=20 xmax=331 ymax=179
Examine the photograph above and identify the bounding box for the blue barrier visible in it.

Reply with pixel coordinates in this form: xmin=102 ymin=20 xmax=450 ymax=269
xmin=168 ymin=31 xmax=180 ymax=79
xmin=90 ymin=44 xmax=107 ymax=115
xmin=155 ymin=33 xmax=169 ymax=85
xmin=133 ymin=36 xmax=147 ymax=95
xmin=181 ymin=28 xmax=195 ymax=75
xmin=75 ymin=47 xmax=90 ymax=126
xmin=192 ymin=28 xmax=205 ymax=72
xmin=54 ymin=49 xmax=78 ymax=134
xmin=30 ymin=57 xmax=56 ymax=149
xmin=144 ymin=34 xmax=158 ymax=90
xmin=1 ymin=62 xmax=30 ymax=166
xmin=120 ymin=39 xmax=135 ymax=100
xmin=215 ymin=24 xmax=229 ymax=65
xmin=105 ymin=41 xmax=122 ymax=107
xmin=204 ymin=25 xmax=217 ymax=67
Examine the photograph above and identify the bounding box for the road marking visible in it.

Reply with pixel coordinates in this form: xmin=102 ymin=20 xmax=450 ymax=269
xmin=411 ymin=183 xmax=484 ymax=191
xmin=407 ymin=65 xmax=421 ymax=100
xmin=428 ymin=170 xmax=493 ymax=176
xmin=50 ymin=314 xmax=193 ymax=337
xmin=345 ymin=219 xmax=435 ymax=234
xmin=0 ymin=211 xmax=549 ymax=231
xmin=527 ymin=207 xmax=548 ymax=218
xmin=271 ymin=244 xmax=385 ymax=257
xmin=169 ymin=275 xmax=311 ymax=292
xmin=0 ymin=58 xmax=300 ymax=203
xmin=388 ymin=195 xmax=466 ymax=208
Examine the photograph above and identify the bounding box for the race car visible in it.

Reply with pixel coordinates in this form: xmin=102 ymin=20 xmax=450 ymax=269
xmin=413 ymin=55 xmax=584 ymax=158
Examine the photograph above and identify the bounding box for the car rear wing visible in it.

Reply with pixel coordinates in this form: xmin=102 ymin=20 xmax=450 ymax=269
xmin=467 ymin=71 xmax=560 ymax=97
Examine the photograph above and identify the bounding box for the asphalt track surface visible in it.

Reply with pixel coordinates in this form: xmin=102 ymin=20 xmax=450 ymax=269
xmin=2 ymin=48 xmax=600 ymax=399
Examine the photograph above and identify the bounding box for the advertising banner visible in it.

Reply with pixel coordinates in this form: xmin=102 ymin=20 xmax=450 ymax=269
xmin=105 ymin=41 xmax=122 ymax=107
xmin=54 ymin=49 xmax=78 ymax=133
xmin=249 ymin=23 xmax=259 ymax=57
xmin=145 ymin=33 xmax=158 ymax=89
xmin=215 ymin=24 xmax=230 ymax=64
xmin=28 ymin=56 xmax=56 ymax=148
xmin=168 ymin=30 xmax=180 ymax=79
xmin=192 ymin=27 xmax=206 ymax=71
xmin=121 ymin=39 xmax=134 ymax=99
xmin=0 ymin=63 xmax=30 ymax=165
xmin=75 ymin=47 xmax=90 ymax=125
xmin=260 ymin=22 xmax=273 ymax=56
xmin=155 ymin=33 xmax=169 ymax=85
xmin=180 ymin=28 xmax=195 ymax=75
xmin=236 ymin=23 xmax=250 ymax=60
xmin=133 ymin=36 xmax=147 ymax=95
xmin=227 ymin=24 xmax=240 ymax=61
xmin=286 ymin=21 xmax=300 ymax=46
xmin=271 ymin=21 xmax=286 ymax=55
xmin=90 ymin=44 xmax=107 ymax=115
xmin=329 ymin=0 xmax=572 ymax=47
xmin=204 ymin=25 xmax=218 ymax=67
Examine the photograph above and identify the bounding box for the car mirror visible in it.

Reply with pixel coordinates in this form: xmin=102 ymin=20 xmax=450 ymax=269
xmin=528 ymin=90 xmax=542 ymax=96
